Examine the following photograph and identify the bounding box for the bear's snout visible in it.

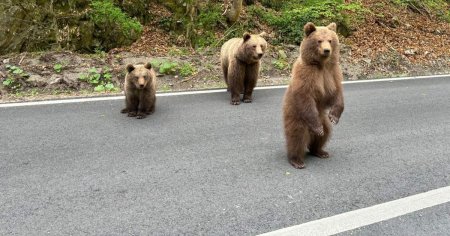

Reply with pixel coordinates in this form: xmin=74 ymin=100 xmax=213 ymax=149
xmin=137 ymin=77 xmax=146 ymax=89
xmin=258 ymin=53 xmax=264 ymax=59
xmin=323 ymin=49 xmax=331 ymax=56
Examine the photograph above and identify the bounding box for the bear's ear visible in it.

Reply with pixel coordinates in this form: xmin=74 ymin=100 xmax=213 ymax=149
xmin=304 ymin=22 xmax=316 ymax=37
xmin=327 ymin=22 xmax=337 ymax=32
xmin=259 ymin=32 xmax=267 ymax=38
xmin=243 ymin=33 xmax=251 ymax=42
xmin=126 ymin=64 xmax=135 ymax=73
xmin=144 ymin=62 xmax=152 ymax=70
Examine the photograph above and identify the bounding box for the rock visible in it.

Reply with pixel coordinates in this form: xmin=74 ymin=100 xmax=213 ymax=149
xmin=0 ymin=1 xmax=141 ymax=54
xmin=404 ymin=49 xmax=416 ymax=55
xmin=49 ymin=75 xmax=63 ymax=85
xmin=433 ymin=30 xmax=443 ymax=35
xmin=46 ymin=73 xmax=81 ymax=88
xmin=63 ymin=72 xmax=82 ymax=87
xmin=27 ymin=74 xmax=49 ymax=87
xmin=363 ymin=58 xmax=372 ymax=65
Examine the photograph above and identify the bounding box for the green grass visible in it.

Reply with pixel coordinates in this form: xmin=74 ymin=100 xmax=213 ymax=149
xmin=179 ymin=63 xmax=197 ymax=77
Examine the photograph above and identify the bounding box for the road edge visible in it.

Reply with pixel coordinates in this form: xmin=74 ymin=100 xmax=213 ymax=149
xmin=1 ymin=74 xmax=448 ymax=108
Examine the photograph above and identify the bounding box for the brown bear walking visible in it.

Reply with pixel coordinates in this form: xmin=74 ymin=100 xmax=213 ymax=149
xmin=283 ymin=22 xmax=345 ymax=169
xmin=121 ymin=63 xmax=156 ymax=119
xmin=220 ymin=32 xmax=267 ymax=105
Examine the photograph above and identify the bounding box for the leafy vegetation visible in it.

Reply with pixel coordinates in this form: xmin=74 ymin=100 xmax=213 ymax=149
xmin=53 ymin=63 xmax=63 ymax=73
xmin=272 ymin=59 xmax=289 ymax=70
xmin=179 ymin=63 xmax=197 ymax=77
xmin=150 ymin=59 xmax=197 ymax=77
xmin=78 ymin=67 xmax=117 ymax=92
xmin=2 ymin=65 xmax=29 ymax=92
xmin=249 ymin=0 xmax=366 ymax=44
xmin=90 ymin=0 xmax=143 ymax=51
xmin=0 ymin=0 xmax=146 ymax=54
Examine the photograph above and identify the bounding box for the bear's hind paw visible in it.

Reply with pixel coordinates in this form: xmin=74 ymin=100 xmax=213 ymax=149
xmin=310 ymin=150 xmax=330 ymax=159
xmin=289 ymin=159 xmax=306 ymax=169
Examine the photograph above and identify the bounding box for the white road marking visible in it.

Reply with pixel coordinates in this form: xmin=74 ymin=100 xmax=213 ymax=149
xmin=0 ymin=74 xmax=448 ymax=108
xmin=259 ymin=185 xmax=450 ymax=236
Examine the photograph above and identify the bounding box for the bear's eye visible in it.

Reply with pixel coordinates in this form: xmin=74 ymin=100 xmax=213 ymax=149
xmin=253 ymin=45 xmax=257 ymax=48
xmin=318 ymin=40 xmax=323 ymax=43
xmin=329 ymin=40 xmax=332 ymax=43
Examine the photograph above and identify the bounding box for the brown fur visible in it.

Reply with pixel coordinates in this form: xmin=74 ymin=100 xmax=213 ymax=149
xmin=120 ymin=63 xmax=156 ymax=119
xmin=220 ymin=32 xmax=267 ymax=105
xmin=282 ymin=22 xmax=345 ymax=169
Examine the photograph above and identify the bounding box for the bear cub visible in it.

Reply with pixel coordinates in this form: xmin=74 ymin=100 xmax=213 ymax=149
xmin=220 ymin=32 xmax=267 ymax=105
xmin=283 ymin=22 xmax=345 ymax=169
xmin=121 ymin=63 xmax=156 ymax=119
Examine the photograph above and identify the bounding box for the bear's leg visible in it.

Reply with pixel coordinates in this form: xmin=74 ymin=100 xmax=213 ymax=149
xmin=243 ymin=63 xmax=259 ymax=103
xmin=308 ymin=115 xmax=332 ymax=158
xmin=285 ymin=122 xmax=309 ymax=169
xmin=145 ymin=95 xmax=156 ymax=115
xmin=228 ymin=63 xmax=245 ymax=105
xmin=121 ymin=92 xmax=130 ymax=113
xmin=222 ymin=61 xmax=229 ymax=90
xmin=125 ymin=94 xmax=139 ymax=117
xmin=136 ymin=93 xmax=152 ymax=119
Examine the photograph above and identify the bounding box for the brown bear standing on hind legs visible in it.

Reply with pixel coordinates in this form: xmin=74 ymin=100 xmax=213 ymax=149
xmin=121 ymin=63 xmax=156 ymax=119
xmin=283 ymin=22 xmax=345 ymax=169
xmin=220 ymin=32 xmax=267 ymax=105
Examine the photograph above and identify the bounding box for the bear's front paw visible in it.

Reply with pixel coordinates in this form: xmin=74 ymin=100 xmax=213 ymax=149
xmin=120 ymin=108 xmax=128 ymax=114
xmin=242 ymin=97 xmax=252 ymax=103
xmin=329 ymin=114 xmax=339 ymax=125
xmin=231 ymin=98 xmax=241 ymax=105
xmin=128 ymin=112 xmax=137 ymax=117
xmin=136 ymin=112 xmax=147 ymax=119
xmin=312 ymin=125 xmax=324 ymax=136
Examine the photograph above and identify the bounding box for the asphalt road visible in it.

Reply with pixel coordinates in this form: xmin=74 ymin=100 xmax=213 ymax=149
xmin=1 ymin=76 xmax=449 ymax=235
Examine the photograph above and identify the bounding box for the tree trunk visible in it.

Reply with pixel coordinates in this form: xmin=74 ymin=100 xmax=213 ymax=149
xmin=225 ymin=0 xmax=243 ymax=23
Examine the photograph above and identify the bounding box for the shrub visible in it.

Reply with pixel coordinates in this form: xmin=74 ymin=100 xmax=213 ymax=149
xmin=90 ymin=0 xmax=143 ymax=51
xmin=150 ymin=59 xmax=179 ymax=75
xmin=192 ymin=4 xmax=224 ymax=48
xmin=250 ymin=0 xmax=366 ymax=44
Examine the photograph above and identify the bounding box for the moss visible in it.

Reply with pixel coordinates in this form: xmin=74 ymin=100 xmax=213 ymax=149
xmin=0 ymin=0 xmax=144 ymax=54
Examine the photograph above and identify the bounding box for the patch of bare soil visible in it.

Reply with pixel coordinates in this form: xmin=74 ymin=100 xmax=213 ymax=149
xmin=343 ymin=0 xmax=450 ymax=77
